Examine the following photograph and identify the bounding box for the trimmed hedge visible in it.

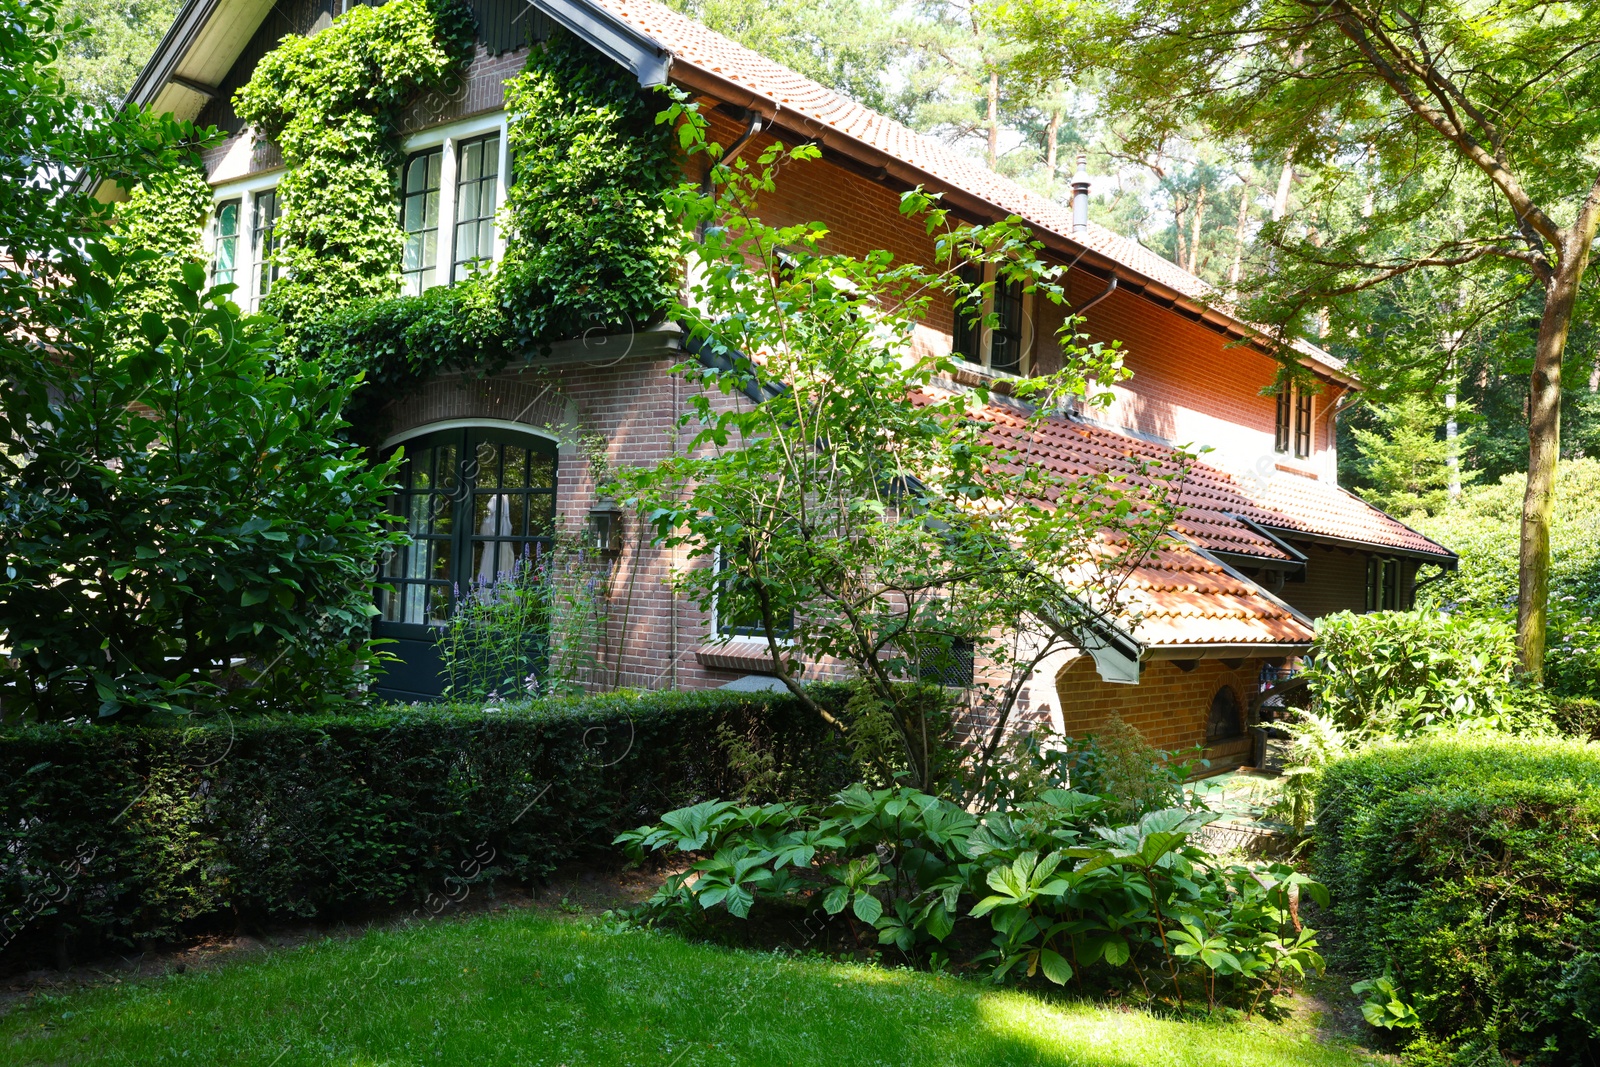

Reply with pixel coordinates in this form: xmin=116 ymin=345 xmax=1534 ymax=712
xmin=0 ymin=688 xmax=850 ymax=971
xmin=1314 ymin=738 xmax=1600 ymax=1063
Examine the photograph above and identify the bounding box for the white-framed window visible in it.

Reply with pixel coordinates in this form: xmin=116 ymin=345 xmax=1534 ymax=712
xmin=451 ymin=132 xmax=500 ymax=282
xmin=401 ymin=113 xmax=510 ymax=289
xmin=206 ymin=169 xmax=287 ymax=312
xmin=400 ymin=147 xmax=444 ymax=295
xmin=209 ymin=199 xmax=240 ymax=287
xmin=951 ymin=262 xmax=1033 ymax=376
xmin=251 ymin=188 xmax=281 ymax=304
xmin=204 ymin=112 xmax=511 ymax=308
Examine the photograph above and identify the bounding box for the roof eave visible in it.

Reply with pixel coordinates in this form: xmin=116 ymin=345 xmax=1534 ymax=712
xmin=662 ymin=59 xmax=1357 ymax=388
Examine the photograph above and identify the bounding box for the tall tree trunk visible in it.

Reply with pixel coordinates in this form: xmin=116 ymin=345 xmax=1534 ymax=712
xmin=1173 ymin=198 xmax=1188 ymax=269
xmin=986 ymin=71 xmax=999 ymax=170
xmin=1272 ymin=152 xmax=1294 ymax=221
xmin=1520 ymin=236 xmax=1592 ymax=680
xmin=1188 ymin=181 xmax=1205 ymax=274
xmin=1046 ymin=108 xmax=1061 ymax=181
xmin=1229 ymin=175 xmax=1252 ymax=290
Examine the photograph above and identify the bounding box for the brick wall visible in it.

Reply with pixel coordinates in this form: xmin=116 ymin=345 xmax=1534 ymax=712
xmin=1054 ymin=655 xmax=1267 ymax=752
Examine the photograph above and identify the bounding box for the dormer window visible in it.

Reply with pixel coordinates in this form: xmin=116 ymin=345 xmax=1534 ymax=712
xmin=452 ymin=133 xmax=500 ymax=281
xmin=400 ymin=148 xmax=443 ymax=296
xmin=952 ymin=264 xmax=1029 ymax=376
xmin=1275 ymin=380 xmax=1313 ymax=458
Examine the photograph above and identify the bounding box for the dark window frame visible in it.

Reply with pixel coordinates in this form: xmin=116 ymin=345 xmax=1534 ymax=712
xmin=1275 ymin=384 xmax=1293 ymax=453
xmin=1366 ymin=555 xmax=1403 ymax=612
xmin=1294 ymin=386 xmax=1313 ymax=458
xmin=374 ymin=425 xmax=558 ymax=637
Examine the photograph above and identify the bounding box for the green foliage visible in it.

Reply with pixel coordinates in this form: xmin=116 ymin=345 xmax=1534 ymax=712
xmin=0 ymin=0 xmax=198 ymax=292
xmin=1415 ymin=459 xmax=1600 ymax=698
xmin=232 ymin=0 xmax=474 ymax=325
xmin=498 ymin=28 xmax=679 ymax=347
xmin=0 ymin=688 xmax=853 ymax=967
xmin=1302 ymin=610 xmax=1532 ymax=739
xmin=659 ymin=0 xmax=903 ymax=112
xmin=1350 ymin=394 xmax=1474 ymax=519
xmin=108 ymin=159 xmax=211 ymax=325
xmin=49 ymin=0 xmax=183 ymax=107
xmin=440 ymin=538 xmax=612 ymax=701
xmin=618 ymin=785 xmax=1325 ymax=1011
xmin=1315 ymin=737 xmax=1600 ymax=1062
xmin=289 ymin=30 xmax=679 ymax=403
xmin=0 ymin=248 xmax=403 ymax=721
xmin=623 ymin=98 xmax=1186 ymax=794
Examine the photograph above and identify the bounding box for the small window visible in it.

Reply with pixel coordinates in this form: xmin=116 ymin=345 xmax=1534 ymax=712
xmin=252 ymin=188 xmax=281 ymax=303
xmin=1295 ymin=387 xmax=1313 ymax=458
xmin=1365 ymin=556 xmax=1402 ymax=612
xmin=400 ymin=148 xmax=443 ymax=296
xmin=1274 ymin=380 xmax=1315 ymax=458
xmin=952 ymin=264 xmax=983 ymax=364
xmin=210 ymin=200 xmax=240 ymax=287
xmin=452 ymin=133 xmax=500 ymax=280
xmin=715 ymin=545 xmax=792 ymax=639
xmin=1275 ymin=385 xmax=1292 ymax=453
xmin=1207 ymin=686 xmax=1243 ymax=743
xmin=950 ymin=264 xmax=1026 ymax=375
xmin=989 ymin=278 xmax=1025 ymax=375
xmin=919 ymin=637 xmax=975 ymax=687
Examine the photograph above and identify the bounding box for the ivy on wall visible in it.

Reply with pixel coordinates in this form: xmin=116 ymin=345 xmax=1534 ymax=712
xmin=110 ymin=160 xmax=212 ymax=323
xmin=232 ymin=0 xmax=475 ymax=325
xmin=290 ymin=27 xmax=680 ymax=431
xmin=498 ymin=28 xmax=679 ymax=347
xmin=116 ymin=11 xmax=679 ymax=426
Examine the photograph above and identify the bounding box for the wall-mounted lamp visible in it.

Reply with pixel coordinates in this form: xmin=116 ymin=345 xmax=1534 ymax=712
xmin=586 ymin=498 xmax=624 ymax=556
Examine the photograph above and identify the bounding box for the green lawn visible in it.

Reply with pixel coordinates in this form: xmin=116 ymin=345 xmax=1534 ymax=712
xmin=0 ymin=911 xmax=1381 ymax=1066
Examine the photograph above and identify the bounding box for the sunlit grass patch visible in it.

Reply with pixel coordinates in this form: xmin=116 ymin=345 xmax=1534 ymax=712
xmin=0 ymin=910 xmax=1381 ymax=1066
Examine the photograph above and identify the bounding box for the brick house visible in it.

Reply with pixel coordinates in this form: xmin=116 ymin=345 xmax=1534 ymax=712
xmin=125 ymin=0 xmax=1454 ymax=760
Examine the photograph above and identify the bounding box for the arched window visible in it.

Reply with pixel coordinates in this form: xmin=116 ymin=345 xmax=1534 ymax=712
xmin=372 ymin=424 xmax=557 ymax=699
xmin=1207 ymin=685 xmax=1243 ymax=743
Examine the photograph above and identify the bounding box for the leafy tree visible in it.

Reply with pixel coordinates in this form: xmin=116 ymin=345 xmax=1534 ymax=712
xmin=0 ymin=253 xmax=404 ymax=722
xmin=1350 ymin=392 xmax=1470 ymax=518
xmin=0 ymin=0 xmax=403 ymax=721
xmin=1003 ymin=0 xmax=1600 ymax=681
xmin=659 ymin=0 xmax=904 ymax=111
xmin=622 ymin=99 xmax=1190 ymax=793
xmin=50 ymin=0 xmax=181 ymax=107
xmin=1416 ymin=460 xmax=1600 ymax=698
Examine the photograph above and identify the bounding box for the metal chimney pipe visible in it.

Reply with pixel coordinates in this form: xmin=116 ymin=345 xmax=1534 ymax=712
xmin=1071 ymin=154 xmax=1090 ymax=234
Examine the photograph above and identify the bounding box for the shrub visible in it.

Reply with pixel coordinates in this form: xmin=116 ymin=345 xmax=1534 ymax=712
xmin=618 ymin=786 xmax=1326 ymax=1012
xmin=0 ymin=253 xmax=403 ymax=722
xmin=1414 ymin=459 xmax=1600 ymax=699
xmin=1314 ymin=737 xmax=1600 ymax=1063
xmin=1303 ymin=610 xmax=1531 ymax=737
xmin=0 ymin=687 xmax=852 ymax=970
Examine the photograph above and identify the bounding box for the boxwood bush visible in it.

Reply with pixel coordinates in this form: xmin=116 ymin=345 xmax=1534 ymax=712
xmin=0 ymin=687 xmax=850 ymax=971
xmin=1314 ymin=737 xmax=1600 ymax=1063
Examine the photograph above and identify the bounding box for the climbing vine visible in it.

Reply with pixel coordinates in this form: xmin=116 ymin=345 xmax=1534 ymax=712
xmin=109 ymin=159 xmax=212 ymax=325
xmin=291 ymin=27 xmax=680 ymax=427
xmin=233 ymin=0 xmax=474 ymax=326
xmin=498 ymin=27 xmax=679 ymax=347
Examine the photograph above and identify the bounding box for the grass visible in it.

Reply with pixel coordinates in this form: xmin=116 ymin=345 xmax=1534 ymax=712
xmin=0 ymin=910 xmax=1383 ymax=1067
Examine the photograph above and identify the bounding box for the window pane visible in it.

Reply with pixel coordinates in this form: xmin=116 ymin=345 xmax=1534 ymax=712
xmin=400 ymin=148 xmax=442 ymax=296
